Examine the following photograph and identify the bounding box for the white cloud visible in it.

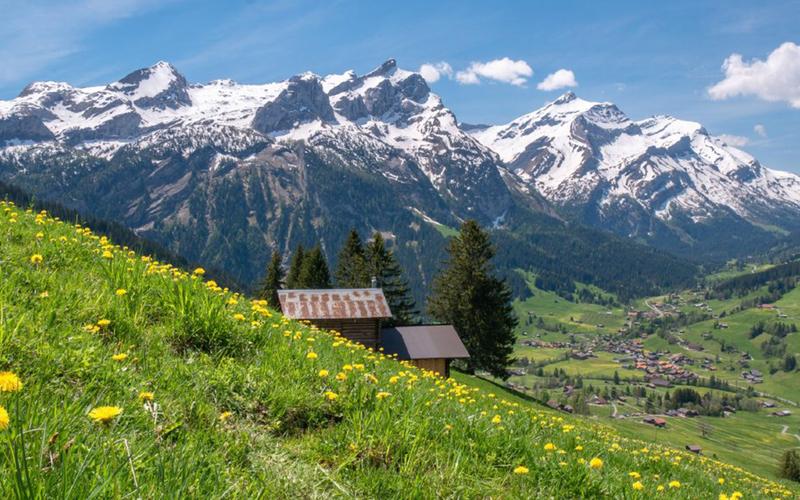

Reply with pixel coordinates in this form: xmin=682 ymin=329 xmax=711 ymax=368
xmin=0 ymin=0 xmax=173 ymax=86
xmin=418 ymin=62 xmax=453 ymax=83
xmin=455 ymin=57 xmax=533 ymax=86
xmin=708 ymin=41 xmax=800 ymax=108
xmin=754 ymin=124 xmax=768 ymax=138
xmin=536 ymin=69 xmax=578 ymax=91
xmin=718 ymin=134 xmax=749 ymax=147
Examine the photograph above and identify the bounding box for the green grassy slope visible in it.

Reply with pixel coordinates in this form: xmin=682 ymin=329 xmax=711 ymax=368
xmin=0 ymin=201 xmax=792 ymax=498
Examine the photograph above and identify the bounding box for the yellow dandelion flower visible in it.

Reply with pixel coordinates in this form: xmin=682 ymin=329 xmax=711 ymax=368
xmin=306 ymin=351 xmax=318 ymax=360
xmin=324 ymin=391 xmax=338 ymax=401
xmin=730 ymin=492 xmax=742 ymax=500
xmin=102 ymin=250 xmax=114 ymax=259
xmin=97 ymin=319 xmax=111 ymax=328
xmin=389 ymin=376 xmax=399 ymax=384
xmin=115 ymin=288 xmax=127 ymax=296
xmin=656 ymin=485 xmax=664 ymax=492
xmin=632 ymin=481 xmax=644 ymax=491
xmin=719 ymin=495 xmax=729 ymax=500
xmin=193 ymin=267 xmax=206 ymax=276
xmin=219 ymin=411 xmax=233 ymax=422
xmin=376 ymin=391 xmax=391 ymax=400
xmin=668 ymin=480 xmax=681 ymax=489
xmin=336 ymin=372 xmax=347 ymax=381
xmin=318 ymin=369 xmax=329 ymax=378
xmin=88 ymin=406 xmax=122 ymax=424
xmin=589 ymin=457 xmax=603 ymax=469
xmin=719 ymin=478 xmax=725 ymax=485
xmin=343 ymin=364 xmax=353 ymax=371
xmin=0 ymin=372 xmax=23 ymax=393
xmin=544 ymin=443 xmax=557 ymax=452
xmin=232 ymin=313 xmax=246 ymax=321
xmin=138 ymin=391 xmax=154 ymax=402
xmin=111 ymin=353 xmax=128 ymax=362
xmin=491 ymin=414 xmax=502 ymax=425
xmin=30 ymin=254 xmax=43 ymax=265
xmin=629 ymin=471 xmax=641 ymax=479
xmin=575 ymin=445 xmax=584 ymax=451
xmin=513 ymin=465 xmax=529 ymax=475
xmin=0 ymin=405 xmax=8 ymax=430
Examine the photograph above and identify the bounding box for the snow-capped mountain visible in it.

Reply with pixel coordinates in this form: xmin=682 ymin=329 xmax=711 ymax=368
xmin=0 ymin=59 xmax=791 ymax=296
xmin=0 ymin=59 xmax=518 ymax=221
xmin=471 ymin=92 xmax=800 ymax=256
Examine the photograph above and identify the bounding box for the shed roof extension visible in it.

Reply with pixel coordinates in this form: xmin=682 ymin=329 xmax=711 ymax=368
xmin=380 ymin=325 xmax=470 ymax=360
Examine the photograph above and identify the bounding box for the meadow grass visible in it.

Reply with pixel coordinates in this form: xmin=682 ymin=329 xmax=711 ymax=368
xmin=0 ymin=201 xmax=794 ymax=498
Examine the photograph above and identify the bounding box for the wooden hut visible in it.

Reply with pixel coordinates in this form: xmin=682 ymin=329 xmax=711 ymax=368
xmin=380 ymin=325 xmax=469 ymax=377
xmin=278 ymin=288 xmax=391 ymax=349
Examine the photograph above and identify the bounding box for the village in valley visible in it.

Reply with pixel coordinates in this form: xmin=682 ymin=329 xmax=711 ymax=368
xmin=482 ymin=265 xmax=800 ymax=478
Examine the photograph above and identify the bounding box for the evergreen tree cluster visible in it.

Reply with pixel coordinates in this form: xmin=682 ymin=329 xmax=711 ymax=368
xmin=258 ymin=230 xmax=418 ymax=327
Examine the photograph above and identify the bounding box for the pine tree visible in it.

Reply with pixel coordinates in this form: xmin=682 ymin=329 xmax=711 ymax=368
xmin=335 ymin=229 xmax=369 ymax=288
xmin=259 ymin=250 xmax=284 ymax=308
xmin=298 ymin=244 xmax=331 ymax=289
xmin=427 ymin=220 xmax=517 ymax=379
xmin=780 ymin=450 xmax=800 ymax=482
xmin=366 ymin=233 xmax=417 ymax=326
xmin=285 ymin=244 xmax=305 ymax=289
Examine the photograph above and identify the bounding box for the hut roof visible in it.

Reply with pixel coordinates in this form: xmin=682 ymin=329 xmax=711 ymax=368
xmin=380 ymin=325 xmax=470 ymax=360
xmin=278 ymin=288 xmax=392 ymax=320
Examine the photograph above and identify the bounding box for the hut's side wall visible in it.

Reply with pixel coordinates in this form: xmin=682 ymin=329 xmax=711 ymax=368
xmin=310 ymin=318 xmax=379 ymax=349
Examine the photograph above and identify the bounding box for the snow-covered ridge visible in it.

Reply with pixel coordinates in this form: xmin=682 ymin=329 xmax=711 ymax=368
xmin=470 ymin=91 xmax=800 ymax=224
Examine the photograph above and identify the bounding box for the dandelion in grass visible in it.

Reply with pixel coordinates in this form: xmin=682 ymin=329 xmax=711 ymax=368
xmin=491 ymin=414 xmax=502 ymax=425
xmin=389 ymin=375 xmax=399 ymax=384
xmin=97 ymin=319 xmax=111 ymax=328
xmin=632 ymin=481 xmax=644 ymax=491
xmin=656 ymin=485 xmax=664 ymax=492
xmin=138 ymin=391 xmax=154 ymax=402
xmin=88 ymin=406 xmax=122 ymax=424
xmin=324 ymin=391 xmax=338 ymax=401
xmin=544 ymin=443 xmax=556 ymax=452
xmin=628 ymin=471 xmax=641 ymax=479
xmin=336 ymin=372 xmax=347 ymax=381
xmin=376 ymin=391 xmax=391 ymax=400
xmin=0 ymin=405 xmax=9 ymax=430
xmin=306 ymin=352 xmax=318 ymax=360
xmin=115 ymin=288 xmax=127 ymax=296
xmin=668 ymin=480 xmax=681 ymax=489
xmin=193 ymin=267 xmax=205 ymax=276
xmin=30 ymin=254 xmax=43 ymax=265
xmin=233 ymin=313 xmax=246 ymax=321
xmin=318 ymin=369 xmax=329 ymax=378
xmin=589 ymin=457 xmax=603 ymax=469
xmin=730 ymin=492 xmax=742 ymax=499
xmin=219 ymin=411 xmax=233 ymax=422
xmin=112 ymin=353 xmax=128 ymax=362
xmin=718 ymin=478 xmax=725 ymax=485
xmin=0 ymin=371 xmax=23 ymax=392
xmin=102 ymin=250 xmax=113 ymax=259
xmin=513 ymin=465 xmax=529 ymax=475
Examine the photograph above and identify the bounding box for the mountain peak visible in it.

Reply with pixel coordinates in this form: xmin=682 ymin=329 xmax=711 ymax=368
xmin=553 ymin=91 xmax=577 ymax=104
xmin=109 ymin=61 xmax=190 ymax=109
xmin=366 ymin=58 xmax=398 ymax=78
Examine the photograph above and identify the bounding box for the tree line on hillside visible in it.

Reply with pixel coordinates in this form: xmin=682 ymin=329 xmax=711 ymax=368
xmin=258 ymin=221 xmax=518 ymax=378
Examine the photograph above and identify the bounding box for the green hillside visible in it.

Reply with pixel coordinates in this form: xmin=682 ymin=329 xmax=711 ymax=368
xmin=0 ymin=200 xmax=792 ymax=498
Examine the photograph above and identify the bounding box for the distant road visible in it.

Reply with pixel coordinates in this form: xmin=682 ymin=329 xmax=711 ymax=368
xmin=781 ymin=424 xmax=800 ymax=442
xmin=644 ymin=299 xmax=664 ymax=318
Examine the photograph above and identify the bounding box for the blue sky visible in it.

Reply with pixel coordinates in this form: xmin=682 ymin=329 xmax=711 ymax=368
xmin=2 ymin=0 xmax=799 ymax=171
